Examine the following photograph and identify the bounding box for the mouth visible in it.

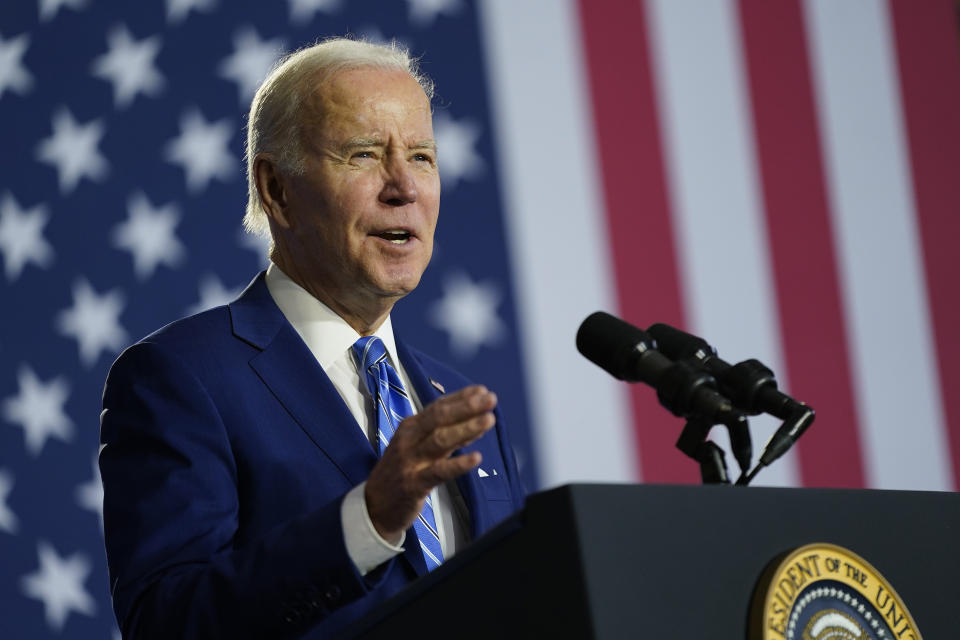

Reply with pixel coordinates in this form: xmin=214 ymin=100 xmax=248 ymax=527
xmin=372 ymin=229 xmax=414 ymax=245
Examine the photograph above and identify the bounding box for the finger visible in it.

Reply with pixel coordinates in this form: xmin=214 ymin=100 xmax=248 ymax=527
xmin=420 ymin=411 xmax=495 ymax=458
xmin=421 ymin=451 xmax=483 ymax=486
xmin=392 ymin=386 xmax=495 ymax=444
xmin=413 ymin=387 xmax=497 ymax=435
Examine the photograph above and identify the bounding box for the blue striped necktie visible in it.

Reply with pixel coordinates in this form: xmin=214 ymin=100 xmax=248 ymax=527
xmin=352 ymin=336 xmax=444 ymax=571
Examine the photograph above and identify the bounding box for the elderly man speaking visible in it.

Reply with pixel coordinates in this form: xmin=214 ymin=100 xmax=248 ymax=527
xmin=99 ymin=37 xmax=525 ymax=639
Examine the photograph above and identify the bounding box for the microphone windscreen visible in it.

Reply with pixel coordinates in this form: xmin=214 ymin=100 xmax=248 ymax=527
xmin=576 ymin=312 xmax=652 ymax=381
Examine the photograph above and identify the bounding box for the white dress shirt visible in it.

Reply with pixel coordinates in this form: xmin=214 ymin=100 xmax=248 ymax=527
xmin=264 ymin=264 xmax=469 ymax=575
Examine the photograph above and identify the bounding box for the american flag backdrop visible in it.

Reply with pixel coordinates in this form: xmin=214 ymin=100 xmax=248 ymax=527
xmin=1 ymin=0 xmax=958 ymax=637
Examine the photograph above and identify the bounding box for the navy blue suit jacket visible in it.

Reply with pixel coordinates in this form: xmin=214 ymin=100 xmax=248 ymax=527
xmin=99 ymin=272 xmax=525 ymax=639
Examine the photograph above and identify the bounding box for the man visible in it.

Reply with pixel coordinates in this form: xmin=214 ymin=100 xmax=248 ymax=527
xmin=99 ymin=38 xmax=525 ymax=639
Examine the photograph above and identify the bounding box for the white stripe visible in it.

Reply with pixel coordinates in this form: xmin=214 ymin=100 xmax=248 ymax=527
xmin=803 ymin=0 xmax=951 ymax=490
xmin=645 ymin=0 xmax=799 ymax=487
xmin=479 ymin=0 xmax=637 ymax=487
xmin=420 ymin=540 xmax=441 ymax=566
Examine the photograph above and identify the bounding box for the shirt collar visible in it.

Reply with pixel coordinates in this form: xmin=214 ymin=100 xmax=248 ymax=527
xmin=264 ymin=263 xmax=401 ymax=370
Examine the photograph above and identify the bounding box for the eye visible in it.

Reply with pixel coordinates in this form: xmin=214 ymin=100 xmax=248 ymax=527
xmin=412 ymin=152 xmax=435 ymax=164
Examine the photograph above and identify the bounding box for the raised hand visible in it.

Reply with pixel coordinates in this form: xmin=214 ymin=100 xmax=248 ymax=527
xmin=364 ymin=385 xmax=497 ymax=542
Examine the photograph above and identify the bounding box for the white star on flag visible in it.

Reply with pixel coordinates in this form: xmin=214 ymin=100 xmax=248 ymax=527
xmin=429 ymin=271 xmax=506 ymax=358
xmin=56 ymin=278 xmax=128 ymax=368
xmin=165 ymin=108 xmax=236 ymax=192
xmin=38 ymin=0 xmax=89 ymax=22
xmin=0 ymin=469 xmax=20 ymax=534
xmin=20 ymin=542 xmax=96 ymax=631
xmin=3 ymin=365 xmax=73 ymax=457
xmin=218 ymin=27 xmax=285 ymax=104
xmin=186 ymin=273 xmax=243 ymax=315
xmin=288 ymin=0 xmax=341 ymax=25
xmin=0 ymin=192 xmax=54 ymax=281
xmin=35 ymin=108 xmax=109 ymax=194
xmin=166 ymin=0 xmax=217 ymax=24
xmin=434 ymin=111 xmax=484 ymax=189
xmin=75 ymin=456 xmax=104 ymax=531
xmin=112 ymin=191 xmax=185 ymax=280
xmin=0 ymin=32 xmax=34 ymax=98
xmin=406 ymin=0 xmax=463 ymax=27
xmin=91 ymin=24 xmax=165 ymax=109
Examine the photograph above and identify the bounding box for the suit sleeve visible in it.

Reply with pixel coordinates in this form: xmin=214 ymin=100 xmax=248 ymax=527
xmin=100 ymin=341 xmax=391 ymax=639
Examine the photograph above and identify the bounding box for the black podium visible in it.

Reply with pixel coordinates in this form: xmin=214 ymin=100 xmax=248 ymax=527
xmin=341 ymin=484 xmax=959 ymax=638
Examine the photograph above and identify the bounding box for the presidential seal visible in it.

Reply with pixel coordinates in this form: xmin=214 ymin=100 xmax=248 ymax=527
xmin=749 ymin=543 xmax=922 ymax=640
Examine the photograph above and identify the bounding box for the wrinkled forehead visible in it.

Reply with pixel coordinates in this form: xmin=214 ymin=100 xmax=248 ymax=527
xmin=299 ymin=67 xmax=432 ymax=136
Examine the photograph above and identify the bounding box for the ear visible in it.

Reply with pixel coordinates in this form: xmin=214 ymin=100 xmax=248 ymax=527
xmin=254 ymin=154 xmax=293 ymax=229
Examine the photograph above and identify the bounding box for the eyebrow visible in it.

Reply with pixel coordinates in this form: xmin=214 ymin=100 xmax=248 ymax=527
xmin=341 ymin=137 xmax=382 ymax=151
xmin=340 ymin=138 xmax=437 ymax=153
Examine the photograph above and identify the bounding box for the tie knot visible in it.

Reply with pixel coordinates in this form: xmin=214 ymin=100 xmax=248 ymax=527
xmin=352 ymin=335 xmax=387 ymax=374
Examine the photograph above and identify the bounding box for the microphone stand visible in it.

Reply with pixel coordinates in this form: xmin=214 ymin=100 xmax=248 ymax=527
xmin=676 ymin=418 xmax=729 ymax=484
xmin=675 ymin=412 xmax=750 ymax=485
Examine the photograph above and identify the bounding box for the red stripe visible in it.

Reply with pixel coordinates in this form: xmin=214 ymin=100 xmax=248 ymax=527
xmin=887 ymin=0 xmax=960 ymax=490
xmin=738 ymin=0 xmax=866 ymax=487
xmin=577 ymin=0 xmax=696 ymax=483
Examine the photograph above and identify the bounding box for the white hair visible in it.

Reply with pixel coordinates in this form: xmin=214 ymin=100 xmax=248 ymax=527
xmin=243 ymin=37 xmax=435 ymax=238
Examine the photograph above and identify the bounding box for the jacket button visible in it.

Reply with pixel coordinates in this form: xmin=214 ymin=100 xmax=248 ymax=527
xmin=322 ymin=585 xmax=341 ymax=604
xmin=303 ymin=586 xmax=322 ymax=611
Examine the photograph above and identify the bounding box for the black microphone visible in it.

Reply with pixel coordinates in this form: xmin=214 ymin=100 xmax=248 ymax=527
xmin=646 ymin=322 xmax=814 ymax=468
xmin=576 ymin=312 xmax=738 ymax=424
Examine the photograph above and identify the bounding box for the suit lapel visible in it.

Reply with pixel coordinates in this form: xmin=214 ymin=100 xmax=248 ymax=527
xmin=397 ymin=339 xmax=445 ymax=408
xmin=250 ymin=327 xmax=379 ymax=486
xmin=229 ymin=273 xmax=377 ymax=486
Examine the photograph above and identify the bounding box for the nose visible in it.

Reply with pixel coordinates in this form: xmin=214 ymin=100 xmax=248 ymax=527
xmin=379 ymin=155 xmax=418 ymax=206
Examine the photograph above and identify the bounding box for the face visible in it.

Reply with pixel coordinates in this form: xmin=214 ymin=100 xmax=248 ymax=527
xmin=269 ymin=67 xmax=440 ymax=328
